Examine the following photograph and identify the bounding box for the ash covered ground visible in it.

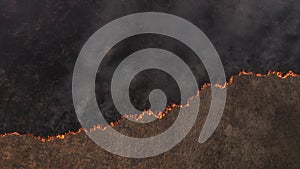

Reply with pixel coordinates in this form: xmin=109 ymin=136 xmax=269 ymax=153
xmin=0 ymin=0 xmax=300 ymax=136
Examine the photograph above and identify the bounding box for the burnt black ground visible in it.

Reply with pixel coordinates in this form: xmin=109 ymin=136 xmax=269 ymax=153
xmin=0 ymin=0 xmax=299 ymax=136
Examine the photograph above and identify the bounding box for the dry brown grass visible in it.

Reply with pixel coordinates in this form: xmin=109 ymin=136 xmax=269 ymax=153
xmin=0 ymin=75 xmax=299 ymax=169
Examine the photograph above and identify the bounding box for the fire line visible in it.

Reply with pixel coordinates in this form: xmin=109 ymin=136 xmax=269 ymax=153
xmin=1 ymin=70 xmax=299 ymax=142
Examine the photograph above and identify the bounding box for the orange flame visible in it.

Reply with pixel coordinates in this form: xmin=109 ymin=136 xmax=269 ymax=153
xmin=1 ymin=70 xmax=299 ymax=142
xmin=1 ymin=130 xmax=84 ymax=142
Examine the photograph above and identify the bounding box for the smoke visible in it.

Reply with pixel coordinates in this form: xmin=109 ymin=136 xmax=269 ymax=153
xmin=0 ymin=0 xmax=299 ymax=136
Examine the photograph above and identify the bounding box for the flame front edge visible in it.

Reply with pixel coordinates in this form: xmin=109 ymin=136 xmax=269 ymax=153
xmin=1 ymin=70 xmax=299 ymax=142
